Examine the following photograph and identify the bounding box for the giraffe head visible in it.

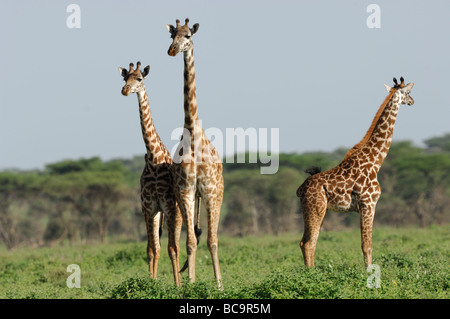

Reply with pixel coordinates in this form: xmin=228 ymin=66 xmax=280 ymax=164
xmin=166 ymin=18 xmax=199 ymax=56
xmin=118 ymin=61 xmax=150 ymax=96
xmin=384 ymin=77 xmax=415 ymax=106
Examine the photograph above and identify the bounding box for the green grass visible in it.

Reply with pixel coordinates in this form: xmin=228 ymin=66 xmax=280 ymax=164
xmin=0 ymin=226 xmax=448 ymax=299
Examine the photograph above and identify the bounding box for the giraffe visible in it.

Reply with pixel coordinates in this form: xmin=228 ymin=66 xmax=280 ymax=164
xmin=118 ymin=61 xmax=183 ymax=286
xmin=166 ymin=18 xmax=224 ymax=289
xmin=296 ymin=77 xmax=415 ymax=267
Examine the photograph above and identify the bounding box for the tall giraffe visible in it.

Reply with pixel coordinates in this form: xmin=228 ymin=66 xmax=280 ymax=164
xmin=118 ymin=61 xmax=183 ymax=286
xmin=296 ymin=77 xmax=415 ymax=267
xmin=166 ymin=18 xmax=224 ymax=289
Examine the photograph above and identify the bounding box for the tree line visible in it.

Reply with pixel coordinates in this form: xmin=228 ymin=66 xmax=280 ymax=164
xmin=1 ymin=133 xmax=449 ymax=249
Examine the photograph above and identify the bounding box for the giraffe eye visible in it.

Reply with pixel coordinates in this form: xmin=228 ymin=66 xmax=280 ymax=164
xmin=137 ymin=78 xmax=142 ymax=82
xmin=185 ymin=35 xmax=191 ymax=39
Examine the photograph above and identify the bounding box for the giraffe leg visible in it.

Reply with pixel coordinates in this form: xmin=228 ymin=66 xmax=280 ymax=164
xmin=203 ymin=193 xmax=223 ymax=289
xmin=185 ymin=214 xmax=197 ymax=283
xmin=165 ymin=202 xmax=182 ymax=286
xmin=145 ymin=212 xmax=161 ymax=279
xmin=359 ymin=204 xmax=376 ymax=267
xmin=300 ymin=192 xmax=327 ymax=267
xmin=176 ymin=188 xmax=197 ymax=283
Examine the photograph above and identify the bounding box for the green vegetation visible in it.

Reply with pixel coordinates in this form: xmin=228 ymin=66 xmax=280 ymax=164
xmin=0 ymin=226 xmax=447 ymax=299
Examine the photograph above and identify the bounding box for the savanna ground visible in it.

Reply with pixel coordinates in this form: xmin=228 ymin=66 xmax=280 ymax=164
xmin=0 ymin=226 xmax=448 ymax=299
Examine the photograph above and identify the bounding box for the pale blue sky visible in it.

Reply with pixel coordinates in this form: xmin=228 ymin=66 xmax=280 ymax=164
xmin=1 ymin=0 xmax=449 ymax=170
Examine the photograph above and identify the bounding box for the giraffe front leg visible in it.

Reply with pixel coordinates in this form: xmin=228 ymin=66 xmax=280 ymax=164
xmin=359 ymin=204 xmax=376 ymax=267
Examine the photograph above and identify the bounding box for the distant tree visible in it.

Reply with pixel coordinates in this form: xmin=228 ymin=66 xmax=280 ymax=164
xmin=223 ymin=167 xmax=302 ymax=236
xmin=266 ymin=168 xmax=302 ymax=235
xmin=223 ymin=187 xmax=254 ymax=236
xmin=223 ymin=170 xmax=271 ymax=236
xmin=41 ymin=174 xmax=82 ymax=244
xmin=70 ymin=171 xmax=129 ymax=243
xmin=42 ymin=158 xmax=133 ymax=243
xmin=45 ymin=157 xmax=126 ymax=175
xmin=424 ymin=133 xmax=450 ymax=152
xmin=0 ymin=172 xmax=41 ymax=249
xmin=393 ymin=153 xmax=450 ymax=226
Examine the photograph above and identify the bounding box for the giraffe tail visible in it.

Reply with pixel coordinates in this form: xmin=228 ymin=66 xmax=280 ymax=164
xmin=179 ymin=225 xmax=202 ymax=273
xmin=305 ymin=166 xmax=321 ymax=176
xmin=296 ymin=166 xmax=322 ymax=197
xmin=193 ymin=195 xmax=202 ymax=242
xmin=194 ymin=224 xmax=202 ymax=242
xmin=159 ymin=213 xmax=164 ymax=239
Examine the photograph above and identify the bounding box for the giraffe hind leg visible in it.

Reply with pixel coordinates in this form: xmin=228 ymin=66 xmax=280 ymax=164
xmin=175 ymin=188 xmax=198 ymax=283
xmin=300 ymin=190 xmax=327 ymax=267
xmin=166 ymin=202 xmax=182 ymax=286
xmin=145 ymin=211 xmax=162 ymax=279
xmin=203 ymin=194 xmax=223 ymax=290
xmin=180 ymin=195 xmax=202 ymax=273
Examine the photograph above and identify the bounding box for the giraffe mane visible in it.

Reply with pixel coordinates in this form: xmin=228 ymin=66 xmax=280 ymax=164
xmin=343 ymin=88 xmax=397 ymax=160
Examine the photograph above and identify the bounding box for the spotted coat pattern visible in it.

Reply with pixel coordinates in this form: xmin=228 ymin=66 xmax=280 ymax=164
xmin=167 ymin=19 xmax=224 ymax=289
xmin=119 ymin=62 xmax=183 ymax=286
xmin=296 ymin=78 xmax=415 ymax=267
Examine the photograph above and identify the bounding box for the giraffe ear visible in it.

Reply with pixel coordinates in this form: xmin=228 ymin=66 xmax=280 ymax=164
xmin=166 ymin=24 xmax=175 ymax=34
xmin=190 ymin=23 xmax=199 ymax=35
xmin=401 ymin=82 xmax=414 ymax=92
xmin=142 ymin=65 xmax=150 ymax=78
xmin=118 ymin=67 xmax=128 ymax=78
xmin=383 ymin=84 xmax=391 ymax=92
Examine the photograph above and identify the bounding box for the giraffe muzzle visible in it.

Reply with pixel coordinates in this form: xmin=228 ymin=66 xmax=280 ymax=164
xmin=168 ymin=46 xmax=178 ymax=57
xmin=122 ymin=86 xmax=131 ymax=96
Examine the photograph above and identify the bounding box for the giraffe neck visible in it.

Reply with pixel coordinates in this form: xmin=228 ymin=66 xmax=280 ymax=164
xmin=137 ymin=89 xmax=171 ymax=165
xmin=183 ymin=47 xmax=200 ymax=133
xmin=348 ymin=90 xmax=401 ymax=170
